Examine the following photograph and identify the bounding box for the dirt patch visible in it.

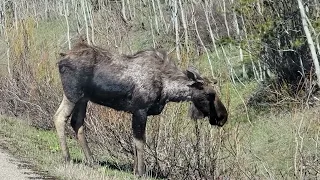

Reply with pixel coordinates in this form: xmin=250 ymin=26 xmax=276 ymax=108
xmin=0 ymin=139 xmax=58 ymax=180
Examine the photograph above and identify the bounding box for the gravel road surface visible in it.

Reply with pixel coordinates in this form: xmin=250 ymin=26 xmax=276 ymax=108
xmin=0 ymin=149 xmax=47 ymax=180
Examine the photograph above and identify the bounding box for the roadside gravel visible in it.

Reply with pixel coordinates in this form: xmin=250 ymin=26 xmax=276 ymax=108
xmin=0 ymin=148 xmax=47 ymax=180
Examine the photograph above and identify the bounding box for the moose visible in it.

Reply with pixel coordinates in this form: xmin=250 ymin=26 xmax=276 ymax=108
xmin=54 ymin=39 xmax=228 ymax=176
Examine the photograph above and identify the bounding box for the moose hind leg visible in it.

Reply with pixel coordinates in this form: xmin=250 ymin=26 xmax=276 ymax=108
xmin=132 ymin=110 xmax=147 ymax=176
xmin=54 ymin=95 xmax=75 ymax=162
xmin=70 ymin=100 xmax=94 ymax=164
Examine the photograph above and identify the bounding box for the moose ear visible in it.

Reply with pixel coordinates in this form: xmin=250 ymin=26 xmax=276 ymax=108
xmin=186 ymin=66 xmax=200 ymax=80
xmin=186 ymin=66 xmax=204 ymax=88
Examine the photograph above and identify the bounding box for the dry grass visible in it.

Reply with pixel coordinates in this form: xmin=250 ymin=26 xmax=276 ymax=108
xmin=0 ymin=116 xmax=144 ymax=180
xmin=1 ymin=103 xmax=319 ymax=179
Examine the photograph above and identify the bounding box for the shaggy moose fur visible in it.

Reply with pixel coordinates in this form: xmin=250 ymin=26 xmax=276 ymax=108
xmin=54 ymin=40 xmax=228 ymax=176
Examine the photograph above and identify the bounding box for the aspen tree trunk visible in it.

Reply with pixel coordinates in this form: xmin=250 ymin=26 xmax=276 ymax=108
xmin=126 ymin=0 xmax=133 ymax=20
xmin=86 ymin=1 xmax=95 ymax=45
xmin=3 ymin=1 xmax=11 ymax=76
xmin=191 ymin=3 xmax=215 ymax=79
xmin=256 ymin=0 xmax=263 ymax=15
xmin=45 ymin=0 xmax=48 ymax=19
xmin=148 ymin=1 xmax=156 ymax=47
xmin=297 ymin=0 xmax=320 ymax=87
xmin=240 ymin=15 xmax=259 ymax=80
xmin=173 ymin=0 xmax=181 ymax=62
xmin=81 ymin=0 xmax=90 ymax=44
xmin=231 ymin=0 xmax=247 ymax=79
xmin=305 ymin=18 xmax=320 ymax=56
xmin=156 ymin=0 xmax=168 ymax=32
xmin=74 ymin=1 xmax=81 ymax=34
xmin=222 ymin=0 xmax=230 ymax=37
xmin=14 ymin=2 xmax=18 ymax=31
xmin=178 ymin=0 xmax=189 ymax=58
xmin=314 ymin=0 xmax=320 ymax=18
xmin=58 ymin=1 xmax=63 ymax=16
xmin=63 ymin=0 xmax=71 ymax=49
xmin=202 ymin=2 xmax=220 ymax=59
xmin=121 ymin=0 xmax=128 ymax=23
xmin=151 ymin=0 xmax=159 ymax=34
xmin=132 ymin=0 xmax=136 ymax=17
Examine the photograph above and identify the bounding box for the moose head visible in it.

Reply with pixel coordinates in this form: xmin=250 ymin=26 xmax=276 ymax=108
xmin=186 ymin=67 xmax=228 ymax=127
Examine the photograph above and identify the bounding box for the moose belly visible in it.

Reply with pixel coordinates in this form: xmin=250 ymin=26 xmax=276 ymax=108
xmin=89 ymin=93 xmax=134 ymax=112
xmin=85 ymin=80 xmax=136 ymax=112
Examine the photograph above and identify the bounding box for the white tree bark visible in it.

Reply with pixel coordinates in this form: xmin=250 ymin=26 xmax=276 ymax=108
xmin=44 ymin=0 xmax=49 ymax=19
xmin=191 ymin=3 xmax=215 ymax=79
xmin=148 ymin=1 xmax=156 ymax=48
xmin=81 ymin=0 xmax=90 ymax=44
xmin=178 ymin=0 xmax=189 ymax=57
xmin=86 ymin=1 xmax=95 ymax=45
xmin=126 ymin=0 xmax=133 ymax=20
xmin=151 ymin=0 xmax=159 ymax=34
xmin=120 ymin=0 xmax=128 ymax=23
xmin=297 ymin=0 xmax=320 ymax=87
xmin=305 ymin=17 xmax=320 ymax=56
xmin=222 ymin=0 xmax=230 ymax=37
xmin=173 ymin=0 xmax=181 ymax=62
xmin=63 ymin=0 xmax=71 ymax=49
xmin=156 ymin=0 xmax=168 ymax=32
xmin=241 ymin=15 xmax=259 ymax=81
xmin=202 ymin=2 xmax=220 ymax=59
xmin=231 ymin=0 xmax=247 ymax=79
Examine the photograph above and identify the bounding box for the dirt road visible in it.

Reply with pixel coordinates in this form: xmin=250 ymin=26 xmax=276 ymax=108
xmin=0 ymin=149 xmax=48 ymax=180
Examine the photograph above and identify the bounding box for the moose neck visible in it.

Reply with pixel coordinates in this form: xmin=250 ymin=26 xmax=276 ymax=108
xmin=163 ymin=75 xmax=193 ymax=102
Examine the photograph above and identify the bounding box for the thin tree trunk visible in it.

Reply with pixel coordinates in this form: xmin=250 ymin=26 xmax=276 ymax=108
xmin=3 ymin=1 xmax=11 ymax=76
xmin=156 ymin=0 xmax=168 ymax=32
xmin=86 ymin=1 xmax=95 ymax=45
xmin=222 ymin=0 xmax=230 ymax=37
xmin=231 ymin=0 xmax=247 ymax=79
xmin=63 ymin=0 xmax=71 ymax=49
xmin=45 ymin=0 xmax=49 ymax=19
xmin=221 ymin=46 xmax=234 ymax=84
xmin=256 ymin=0 xmax=263 ymax=15
xmin=14 ymin=2 xmax=18 ymax=31
xmin=148 ymin=1 xmax=156 ymax=48
xmin=132 ymin=0 xmax=136 ymax=17
xmin=81 ymin=0 xmax=90 ymax=44
xmin=191 ymin=3 xmax=215 ymax=79
xmin=178 ymin=0 xmax=189 ymax=59
xmin=202 ymin=2 xmax=220 ymax=59
xmin=173 ymin=0 xmax=181 ymax=62
xmin=126 ymin=0 xmax=133 ymax=20
xmin=121 ymin=0 xmax=128 ymax=23
xmin=297 ymin=0 xmax=320 ymax=87
xmin=151 ymin=0 xmax=159 ymax=34
xmin=305 ymin=17 xmax=320 ymax=56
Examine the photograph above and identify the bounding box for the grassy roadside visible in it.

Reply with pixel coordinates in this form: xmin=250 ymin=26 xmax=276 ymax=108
xmin=0 ymin=116 xmax=142 ymax=180
xmin=0 ymin=103 xmax=319 ymax=179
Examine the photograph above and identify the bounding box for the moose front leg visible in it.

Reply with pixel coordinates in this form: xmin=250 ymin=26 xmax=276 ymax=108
xmin=132 ymin=110 xmax=147 ymax=176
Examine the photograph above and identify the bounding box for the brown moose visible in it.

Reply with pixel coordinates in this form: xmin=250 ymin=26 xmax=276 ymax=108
xmin=54 ymin=40 xmax=228 ymax=176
